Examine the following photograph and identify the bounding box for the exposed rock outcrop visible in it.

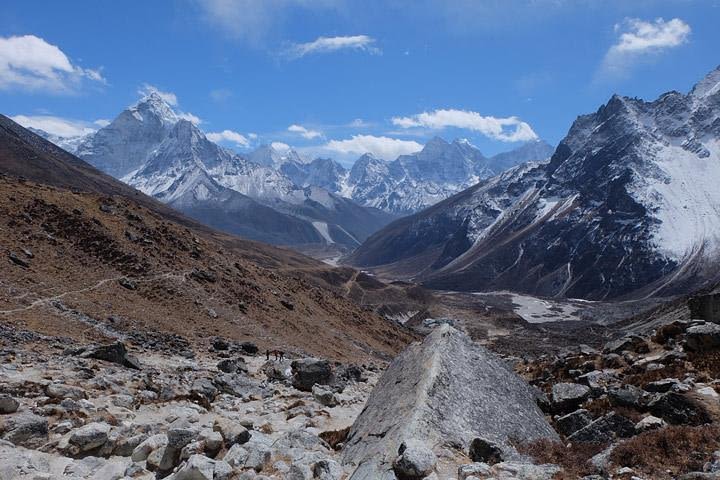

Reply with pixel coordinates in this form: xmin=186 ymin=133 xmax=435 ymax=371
xmin=342 ymin=325 xmax=558 ymax=479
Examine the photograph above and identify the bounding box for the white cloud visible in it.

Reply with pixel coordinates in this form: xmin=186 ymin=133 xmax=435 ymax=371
xmin=284 ymin=35 xmax=380 ymax=59
xmin=11 ymin=115 xmax=98 ymax=137
xmin=0 ymin=35 xmax=105 ymax=93
xmin=210 ymin=88 xmax=233 ymax=102
xmin=324 ymin=135 xmax=422 ymax=160
xmin=207 ymin=129 xmax=250 ymax=147
xmin=177 ymin=112 xmax=202 ymax=125
xmin=391 ymin=109 xmax=538 ymax=142
xmin=94 ymin=119 xmax=111 ymax=127
xmin=601 ymin=18 xmax=691 ymax=77
xmin=288 ymin=124 xmax=322 ymax=139
xmin=271 ymin=141 xmax=291 ymax=151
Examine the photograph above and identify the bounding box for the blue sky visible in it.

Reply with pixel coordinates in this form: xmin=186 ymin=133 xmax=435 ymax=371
xmin=1 ymin=0 xmax=719 ymax=163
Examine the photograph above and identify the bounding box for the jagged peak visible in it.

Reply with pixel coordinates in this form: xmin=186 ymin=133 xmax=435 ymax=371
xmin=690 ymin=65 xmax=720 ymax=98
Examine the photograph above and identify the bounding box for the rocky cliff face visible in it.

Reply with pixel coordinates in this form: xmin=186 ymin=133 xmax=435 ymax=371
xmin=349 ymin=66 xmax=720 ymax=300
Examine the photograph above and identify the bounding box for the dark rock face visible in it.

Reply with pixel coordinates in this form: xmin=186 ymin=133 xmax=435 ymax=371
xmin=648 ymin=392 xmax=712 ymax=426
xmin=0 ymin=413 xmax=48 ymax=448
xmin=551 ymin=383 xmax=591 ymax=413
xmin=468 ymin=437 xmax=504 ymax=465
xmin=341 ymin=325 xmax=557 ymax=479
xmin=348 ymin=67 xmax=720 ymax=300
xmin=291 ymin=359 xmax=335 ymax=392
xmin=567 ymin=412 xmax=635 ymax=443
xmin=555 ymin=409 xmax=592 ymax=437
xmin=76 ymin=342 xmax=141 ymax=370
xmin=685 ymin=323 xmax=720 ymax=352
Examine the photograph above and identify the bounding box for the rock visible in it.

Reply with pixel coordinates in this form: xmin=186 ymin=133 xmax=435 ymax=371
xmin=635 ymin=415 xmax=667 ymax=432
xmin=118 ymin=277 xmax=137 ymax=290
xmin=648 ymin=392 xmax=712 ymax=425
xmin=608 ymin=385 xmax=645 ymax=408
xmin=341 ymin=325 xmax=558 ymax=479
xmin=217 ymin=357 xmax=248 ymax=374
xmin=313 ymin=459 xmax=344 ymax=480
xmin=393 ymin=439 xmax=437 ymax=479
xmin=46 ymin=383 xmax=87 ymax=400
xmin=213 ymin=338 xmax=230 ymax=351
xmin=552 ymin=383 xmax=591 ymax=412
xmin=239 ymin=342 xmax=258 ymax=355
xmin=213 ymin=418 xmax=250 ymax=447
xmin=291 ymin=358 xmax=335 ymax=392
xmin=0 ymin=412 xmax=48 ymax=448
xmin=68 ymin=422 xmax=111 ymax=454
xmin=686 ymin=323 xmax=720 ymax=352
xmin=0 ymin=395 xmax=19 ymax=414
xmin=213 ymin=373 xmax=262 ymax=399
xmin=244 ymin=444 xmax=271 ymax=472
xmin=222 ymin=443 xmax=249 ymax=467
xmin=8 ymin=252 xmax=30 ymax=268
xmin=199 ymin=429 xmax=223 ymax=457
xmin=555 ymin=409 xmax=593 ymax=437
xmin=468 ymin=437 xmax=503 ymax=465
xmin=458 ymin=463 xmax=492 ymax=479
xmin=567 ymin=412 xmax=635 ymax=443
xmin=644 ymin=378 xmax=682 ymax=393
xmin=113 ymin=433 xmax=147 ymax=456
xmin=262 ymin=360 xmax=291 ymax=381
xmin=132 ymin=433 xmax=168 ymax=461
xmin=312 ymin=385 xmax=339 ymax=407
xmin=78 ymin=341 xmax=141 ymax=369
xmin=603 ymin=335 xmax=649 ymax=354
xmin=172 ymin=454 xmax=216 ymax=480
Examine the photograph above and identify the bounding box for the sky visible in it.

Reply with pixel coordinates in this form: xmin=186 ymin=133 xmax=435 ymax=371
xmin=1 ymin=0 xmax=719 ymax=164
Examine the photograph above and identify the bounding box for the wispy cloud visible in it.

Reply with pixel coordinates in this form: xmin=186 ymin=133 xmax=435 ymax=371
xmin=0 ymin=35 xmax=105 ymax=94
xmin=11 ymin=114 xmax=99 ymax=137
xmin=194 ymin=0 xmax=341 ymax=44
xmin=391 ymin=109 xmax=538 ymax=142
xmin=210 ymin=88 xmax=233 ymax=102
xmin=323 ymin=134 xmax=422 ymax=160
xmin=283 ymin=35 xmax=380 ymax=59
xmin=288 ymin=124 xmax=322 ymax=139
xmin=207 ymin=129 xmax=251 ymax=147
xmin=600 ymin=17 xmax=691 ymax=78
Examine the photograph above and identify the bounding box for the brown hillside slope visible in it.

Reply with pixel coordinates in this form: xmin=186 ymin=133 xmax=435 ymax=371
xmin=0 ymin=115 xmax=416 ymax=362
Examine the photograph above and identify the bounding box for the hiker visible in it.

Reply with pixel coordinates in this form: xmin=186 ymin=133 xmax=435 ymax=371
xmin=266 ymin=349 xmax=270 ymax=361
xmin=279 ymin=350 xmax=285 ymax=361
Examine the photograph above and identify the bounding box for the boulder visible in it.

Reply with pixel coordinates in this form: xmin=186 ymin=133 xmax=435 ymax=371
xmin=635 ymin=415 xmax=666 ymax=432
xmin=603 ymin=335 xmax=649 ymax=354
xmin=567 ymin=412 xmax=635 ymax=443
xmin=78 ymin=342 xmax=141 ymax=369
xmin=644 ymin=378 xmax=682 ymax=393
xmin=68 ymin=422 xmax=111 ymax=454
xmin=468 ymin=437 xmax=503 ymax=465
xmin=313 ymin=385 xmax=339 ymax=407
xmin=685 ymin=323 xmax=720 ymax=352
xmin=0 ymin=395 xmax=19 ymax=414
xmin=213 ymin=418 xmax=250 ymax=447
xmin=392 ymin=440 xmax=437 ymax=479
xmin=217 ymin=358 xmax=248 ymax=374
xmin=46 ymin=383 xmax=87 ymax=401
xmin=0 ymin=412 xmax=48 ymax=448
xmin=313 ymin=459 xmax=344 ymax=480
xmin=608 ymin=385 xmax=645 ymax=408
xmin=552 ymin=383 xmax=591 ymax=413
xmin=648 ymin=392 xmax=712 ymax=425
xmin=555 ymin=409 xmax=592 ymax=437
xmin=341 ymin=325 xmax=558 ymax=479
xmin=291 ymin=358 xmax=335 ymax=392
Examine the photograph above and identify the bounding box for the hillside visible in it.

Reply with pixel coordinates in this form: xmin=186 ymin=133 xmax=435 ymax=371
xmin=0 ymin=115 xmax=416 ymax=362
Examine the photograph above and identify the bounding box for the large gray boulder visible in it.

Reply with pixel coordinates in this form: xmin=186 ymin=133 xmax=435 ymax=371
xmin=341 ymin=325 xmax=558 ymax=479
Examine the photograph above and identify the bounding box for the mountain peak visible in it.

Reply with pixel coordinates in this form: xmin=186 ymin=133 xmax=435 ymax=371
xmin=690 ymin=65 xmax=720 ymax=98
xmin=130 ymin=92 xmax=179 ymax=126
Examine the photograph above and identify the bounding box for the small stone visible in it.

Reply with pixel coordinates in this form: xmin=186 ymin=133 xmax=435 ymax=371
xmin=393 ymin=439 xmax=437 ymax=478
xmin=0 ymin=395 xmax=20 ymax=414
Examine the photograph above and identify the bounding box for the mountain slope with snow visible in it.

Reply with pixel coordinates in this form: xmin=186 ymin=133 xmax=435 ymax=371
xmin=73 ymin=95 xmax=393 ymax=249
xmin=348 ymin=66 xmax=720 ymax=300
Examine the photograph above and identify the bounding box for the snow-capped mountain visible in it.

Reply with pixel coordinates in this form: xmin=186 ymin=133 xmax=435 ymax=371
xmin=348 ymin=66 xmax=720 ymax=300
xmin=75 ymin=92 xmax=179 ymax=178
xmin=287 ymin=137 xmax=554 ymax=215
xmin=72 ymin=93 xmax=394 ymax=249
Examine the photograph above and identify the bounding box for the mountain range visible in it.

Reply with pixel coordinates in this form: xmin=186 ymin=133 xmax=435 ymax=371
xmin=349 ymin=66 xmax=720 ymax=301
xmin=31 ymin=93 xmax=552 ymax=253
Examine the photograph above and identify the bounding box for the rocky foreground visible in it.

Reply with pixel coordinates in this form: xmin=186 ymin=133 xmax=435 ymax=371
xmin=2 ymin=319 xmax=720 ymax=480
